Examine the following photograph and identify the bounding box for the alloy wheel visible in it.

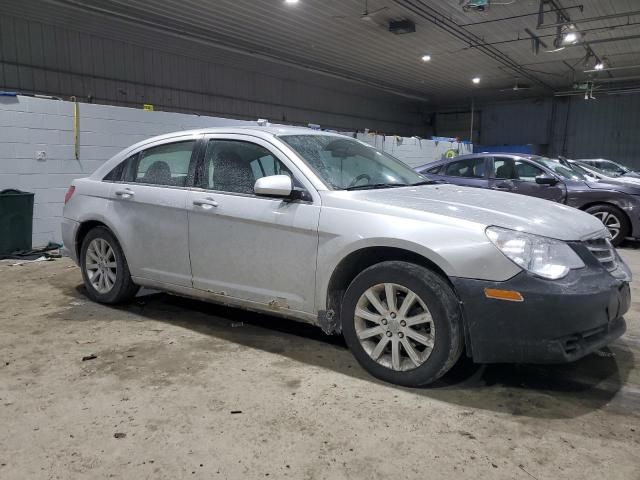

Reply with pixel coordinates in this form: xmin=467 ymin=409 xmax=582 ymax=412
xmin=354 ymin=283 xmax=435 ymax=371
xmin=85 ymin=238 xmax=117 ymax=294
xmin=592 ymin=211 xmax=621 ymax=241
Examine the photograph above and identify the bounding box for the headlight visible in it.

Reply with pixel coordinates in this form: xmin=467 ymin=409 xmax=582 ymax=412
xmin=486 ymin=226 xmax=585 ymax=280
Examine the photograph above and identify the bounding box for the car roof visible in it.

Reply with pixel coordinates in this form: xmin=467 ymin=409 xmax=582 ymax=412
xmin=137 ymin=125 xmax=346 ymax=144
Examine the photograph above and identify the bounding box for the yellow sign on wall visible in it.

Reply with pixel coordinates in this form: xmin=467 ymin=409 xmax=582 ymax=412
xmin=143 ymin=104 xmax=154 ymax=111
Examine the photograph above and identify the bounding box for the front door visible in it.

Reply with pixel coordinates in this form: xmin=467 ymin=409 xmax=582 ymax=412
xmin=489 ymin=156 xmax=565 ymax=202
xmin=108 ymin=136 xmax=198 ymax=287
xmin=187 ymin=135 xmax=320 ymax=314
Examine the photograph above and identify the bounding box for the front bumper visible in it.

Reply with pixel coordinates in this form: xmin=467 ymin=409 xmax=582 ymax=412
xmin=451 ymin=264 xmax=630 ymax=364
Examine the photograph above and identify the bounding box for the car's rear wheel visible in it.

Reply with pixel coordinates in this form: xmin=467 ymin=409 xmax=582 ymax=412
xmin=586 ymin=204 xmax=629 ymax=247
xmin=80 ymin=226 xmax=139 ymax=304
xmin=341 ymin=261 xmax=463 ymax=387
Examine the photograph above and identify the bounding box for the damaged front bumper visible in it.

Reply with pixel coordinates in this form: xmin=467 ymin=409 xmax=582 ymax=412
xmin=451 ymin=260 xmax=630 ymax=364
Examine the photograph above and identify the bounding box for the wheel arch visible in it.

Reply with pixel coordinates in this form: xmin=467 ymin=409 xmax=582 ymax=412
xmin=323 ymin=246 xmax=456 ymax=334
xmin=75 ymin=218 xmax=127 ymax=262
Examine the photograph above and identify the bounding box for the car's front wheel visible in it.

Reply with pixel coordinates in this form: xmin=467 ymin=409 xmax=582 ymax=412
xmin=80 ymin=226 xmax=139 ymax=304
xmin=341 ymin=261 xmax=464 ymax=387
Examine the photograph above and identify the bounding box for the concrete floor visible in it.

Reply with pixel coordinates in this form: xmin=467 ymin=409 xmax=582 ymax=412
xmin=1 ymin=252 xmax=639 ymax=480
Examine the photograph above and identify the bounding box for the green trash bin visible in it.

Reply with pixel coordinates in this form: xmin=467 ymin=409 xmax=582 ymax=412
xmin=0 ymin=189 xmax=35 ymax=256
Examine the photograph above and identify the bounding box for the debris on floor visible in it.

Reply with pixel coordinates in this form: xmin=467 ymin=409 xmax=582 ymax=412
xmin=81 ymin=354 xmax=97 ymax=361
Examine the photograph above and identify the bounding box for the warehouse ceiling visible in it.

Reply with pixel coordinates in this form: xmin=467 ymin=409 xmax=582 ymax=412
xmin=14 ymin=0 xmax=640 ymax=105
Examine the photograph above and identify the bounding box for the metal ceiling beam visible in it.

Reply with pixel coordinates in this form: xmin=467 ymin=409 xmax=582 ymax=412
xmin=538 ymin=10 xmax=640 ymax=29
xmin=458 ymin=5 xmax=584 ymax=27
xmin=562 ymin=34 xmax=640 ymax=47
xmin=584 ymin=64 xmax=640 ymax=73
xmin=393 ymin=0 xmax=554 ymax=91
xmin=592 ymin=75 xmax=640 ymax=83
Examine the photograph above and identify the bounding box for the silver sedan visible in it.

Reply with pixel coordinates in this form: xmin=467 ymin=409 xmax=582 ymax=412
xmin=62 ymin=127 xmax=631 ymax=386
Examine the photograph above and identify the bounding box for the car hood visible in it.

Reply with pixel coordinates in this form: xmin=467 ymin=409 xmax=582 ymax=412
xmin=336 ymin=184 xmax=606 ymax=241
xmin=585 ymin=179 xmax=640 ymax=194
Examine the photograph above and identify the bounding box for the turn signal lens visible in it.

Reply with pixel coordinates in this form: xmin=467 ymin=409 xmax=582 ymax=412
xmin=64 ymin=185 xmax=75 ymax=204
xmin=484 ymin=288 xmax=524 ymax=302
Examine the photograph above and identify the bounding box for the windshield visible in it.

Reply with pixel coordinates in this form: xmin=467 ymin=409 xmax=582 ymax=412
xmin=279 ymin=135 xmax=429 ymax=189
xmin=575 ymin=162 xmax=611 ymax=177
xmin=600 ymin=160 xmax=628 ymax=175
xmin=533 ymin=157 xmax=588 ymax=181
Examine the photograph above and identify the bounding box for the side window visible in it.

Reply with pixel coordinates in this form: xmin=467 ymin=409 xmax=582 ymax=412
xmin=199 ymin=140 xmax=292 ymax=194
xmin=492 ymin=157 xmax=518 ymax=179
xmin=514 ymin=160 xmax=544 ymax=182
xmin=103 ymin=155 xmax=133 ymax=182
xmin=132 ymin=141 xmax=196 ymax=187
xmin=444 ymin=158 xmax=485 ymax=178
xmin=425 ymin=165 xmax=442 ymax=174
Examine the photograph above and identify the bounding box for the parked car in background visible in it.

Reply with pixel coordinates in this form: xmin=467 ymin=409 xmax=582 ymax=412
xmin=417 ymin=153 xmax=640 ymax=246
xmin=62 ymin=128 xmax=631 ymax=387
xmin=577 ymin=158 xmax=640 ymax=178
xmin=568 ymin=160 xmax=640 ymax=186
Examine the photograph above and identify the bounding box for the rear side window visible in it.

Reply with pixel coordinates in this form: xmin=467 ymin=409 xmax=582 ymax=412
xmin=103 ymin=157 xmax=131 ymax=182
xmin=132 ymin=141 xmax=196 ymax=187
xmin=444 ymin=158 xmax=485 ymax=178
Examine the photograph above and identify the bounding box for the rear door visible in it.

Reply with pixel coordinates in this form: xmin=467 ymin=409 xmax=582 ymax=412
xmin=107 ymin=136 xmax=200 ymax=287
xmin=489 ymin=156 xmax=565 ymax=202
xmin=438 ymin=157 xmax=490 ymax=188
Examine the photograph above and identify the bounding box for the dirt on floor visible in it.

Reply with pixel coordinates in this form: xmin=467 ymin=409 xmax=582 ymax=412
xmin=1 ymin=252 xmax=639 ymax=480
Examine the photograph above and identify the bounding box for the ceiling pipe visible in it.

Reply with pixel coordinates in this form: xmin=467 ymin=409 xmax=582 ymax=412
xmin=538 ymin=10 xmax=640 ymax=29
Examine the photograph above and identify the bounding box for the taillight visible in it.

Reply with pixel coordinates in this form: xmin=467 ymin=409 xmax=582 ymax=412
xmin=64 ymin=185 xmax=76 ymax=204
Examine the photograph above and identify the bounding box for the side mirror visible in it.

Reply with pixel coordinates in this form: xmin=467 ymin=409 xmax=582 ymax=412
xmin=254 ymin=175 xmax=293 ymax=198
xmin=535 ymin=174 xmax=558 ymax=186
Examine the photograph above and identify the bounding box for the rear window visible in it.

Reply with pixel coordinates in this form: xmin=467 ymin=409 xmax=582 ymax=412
xmin=132 ymin=141 xmax=196 ymax=187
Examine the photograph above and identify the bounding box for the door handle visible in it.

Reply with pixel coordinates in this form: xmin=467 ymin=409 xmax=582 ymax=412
xmin=115 ymin=188 xmax=134 ymax=198
xmin=193 ymin=197 xmax=219 ymax=209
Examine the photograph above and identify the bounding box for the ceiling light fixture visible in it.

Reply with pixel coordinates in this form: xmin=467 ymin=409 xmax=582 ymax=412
xmin=472 ymin=76 xmax=481 ymax=84
xmin=421 ymin=54 xmax=432 ymax=62
xmin=562 ymin=25 xmax=580 ymax=44
xmin=284 ymin=0 xmax=299 ymax=4
xmin=594 ymin=61 xmax=605 ymax=71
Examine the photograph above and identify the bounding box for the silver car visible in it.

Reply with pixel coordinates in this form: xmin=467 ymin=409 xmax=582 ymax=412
xmin=62 ymin=127 xmax=632 ymax=386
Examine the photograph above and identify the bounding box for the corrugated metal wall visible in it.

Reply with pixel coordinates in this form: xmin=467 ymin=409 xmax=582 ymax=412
xmin=435 ymin=96 xmax=640 ymax=167
xmin=0 ymin=14 xmax=424 ymax=135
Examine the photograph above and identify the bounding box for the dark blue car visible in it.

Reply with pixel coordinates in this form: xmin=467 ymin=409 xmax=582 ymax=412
xmin=415 ymin=153 xmax=640 ymax=246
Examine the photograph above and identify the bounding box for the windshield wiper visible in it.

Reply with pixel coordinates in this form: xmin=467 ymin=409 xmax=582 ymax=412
xmin=344 ymin=183 xmax=409 ymax=191
xmin=409 ymin=180 xmax=437 ymax=186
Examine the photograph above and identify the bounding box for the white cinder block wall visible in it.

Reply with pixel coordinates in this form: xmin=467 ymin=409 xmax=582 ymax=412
xmin=0 ymin=95 xmax=463 ymax=247
xmin=356 ymin=133 xmax=473 ymax=168
xmin=0 ymin=95 xmax=252 ymax=246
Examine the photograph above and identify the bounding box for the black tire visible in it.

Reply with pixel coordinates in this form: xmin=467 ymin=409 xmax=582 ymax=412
xmin=341 ymin=261 xmax=464 ymax=387
xmin=79 ymin=226 xmax=139 ymax=304
xmin=585 ymin=204 xmax=630 ymax=247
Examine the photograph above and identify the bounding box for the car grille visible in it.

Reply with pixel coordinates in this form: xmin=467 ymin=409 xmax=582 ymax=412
xmin=585 ymin=236 xmax=617 ymax=272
